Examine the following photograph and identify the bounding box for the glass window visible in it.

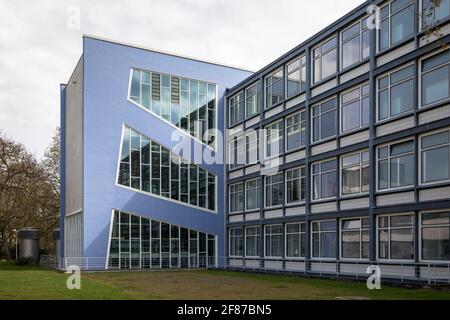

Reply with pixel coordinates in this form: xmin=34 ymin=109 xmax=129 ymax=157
xmin=341 ymin=151 xmax=369 ymax=195
xmin=341 ymin=218 xmax=370 ymax=259
xmin=377 ymin=140 xmax=414 ymax=190
xmin=286 ymin=167 xmax=306 ymax=204
xmin=229 ymin=182 xmax=244 ymax=213
xmin=245 ymin=226 xmax=260 ymax=257
xmin=286 ymin=110 xmax=306 ymax=151
xmin=422 ymin=0 xmax=450 ymax=28
xmin=312 ymin=36 xmax=337 ymax=84
xmin=421 ymin=212 xmax=450 ymax=261
xmin=246 ymin=131 xmax=259 ymax=165
xmin=312 ymin=98 xmax=337 ymax=142
xmin=265 ymin=68 xmax=284 ymax=109
xmin=378 ymin=214 xmax=415 ymax=260
xmin=286 ymin=223 xmax=306 ymax=258
xmin=287 ymin=55 xmax=307 ymax=98
xmin=265 ymin=225 xmax=283 ymax=257
xmin=421 ymin=129 xmax=450 ymax=184
xmin=312 ymin=220 xmax=337 ymax=259
xmin=341 ymin=18 xmax=370 ymax=69
xmin=341 ymin=83 xmax=370 ymax=133
xmin=378 ymin=64 xmax=415 ymax=121
xmin=379 ymin=0 xmax=415 ymax=51
xmin=229 ymin=92 xmax=245 ymax=126
xmin=265 ymin=173 xmax=284 ymax=208
xmin=229 ymin=228 xmax=244 ymax=257
xmin=229 ymin=136 xmax=245 ymax=170
xmin=312 ymin=159 xmax=337 ymax=200
xmin=246 ymin=82 xmax=260 ymax=118
xmin=421 ymin=50 xmax=450 ymax=107
xmin=265 ymin=120 xmax=283 ymax=157
xmin=129 ymin=68 xmax=215 ymax=147
xmin=245 ymin=179 xmax=260 ymax=211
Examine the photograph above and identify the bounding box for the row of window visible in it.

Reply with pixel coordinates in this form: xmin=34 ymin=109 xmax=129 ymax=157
xmin=109 ymin=211 xmax=216 ymax=269
xmin=228 ymin=1 xmax=450 ymax=125
xmin=229 ymin=211 xmax=450 ymax=262
xmin=129 ymin=68 xmax=217 ymax=147
xmin=229 ymin=127 xmax=450 ymax=207
xmin=118 ymin=126 xmax=216 ymax=211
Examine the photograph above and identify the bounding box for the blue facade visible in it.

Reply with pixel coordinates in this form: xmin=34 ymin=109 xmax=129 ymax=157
xmin=60 ymin=36 xmax=252 ymax=268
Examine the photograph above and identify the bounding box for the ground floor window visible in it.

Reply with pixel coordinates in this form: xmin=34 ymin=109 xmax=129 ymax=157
xmin=378 ymin=214 xmax=414 ymax=260
xmin=265 ymin=225 xmax=283 ymax=258
xmin=229 ymin=228 xmax=244 ymax=257
xmin=341 ymin=218 xmax=369 ymax=259
xmin=312 ymin=220 xmax=336 ymax=259
xmin=245 ymin=226 xmax=260 ymax=257
xmin=285 ymin=223 xmax=306 ymax=258
xmin=421 ymin=211 xmax=450 ymax=261
xmin=108 ymin=210 xmax=216 ymax=269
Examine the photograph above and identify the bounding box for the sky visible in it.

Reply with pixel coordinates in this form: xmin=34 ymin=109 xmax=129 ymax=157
xmin=0 ymin=0 xmax=364 ymax=159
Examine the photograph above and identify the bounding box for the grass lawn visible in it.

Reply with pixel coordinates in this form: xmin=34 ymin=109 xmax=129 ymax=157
xmin=1 ymin=260 xmax=449 ymax=300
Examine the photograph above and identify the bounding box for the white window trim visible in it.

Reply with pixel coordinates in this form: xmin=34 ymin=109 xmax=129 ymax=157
xmin=229 ymin=228 xmax=244 ymax=258
xmin=264 ymin=120 xmax=284 ymax=159
xmin=245 ymin=81 xmax=261 ymax=119
xmin=286 ymin=54 xmax=306 ymax=99
xmin=228 ymin=91 xmax=244 ymax=127
xmin=264 ymin=67 xmax=284 ymax=110
xmin=310 ymin=219 xmax=337 ymax=261
xmin=245 ymin=178 xmax=261 ymax=211
xmin=340 ymin=15 xmax=370 ymax=71
xmin=245 ymin=130 xmax=259 ymax=166
xmin=311 ymin=96 xmax=338 ymax=144
xmin=264 ymin=224 xmax=284 ymax=258
xmin=418 ymin=48 xmax=450 ymax=110
xmin=418 ymin=126 xmax=450 ymax=186
xmin=375 ymin=62 xmax=416 ymax=123
xmin=264 ymin=173 xmax=284 ymax=209
xmin=229 ymin=182 xmax=245 ymax=214
xmin=375 ymin=137 xmax=415 ymax=192
xmin=285 ymin=222 xmax=306 ymax=260
xmin=311 ymin=157 xmax=338 ymax=202
xmin=339 ymin=82 xmax=370 ymax=135
xmin=376 ymin=212 xmax=415 ymax=263
xmin=311 ymin=34 xmax=338 ymax=85
xmin=285 ymin=109 xmax=306 ymax=153
xmin=419 ymin=209 xmax=450 ymax=263
xmin=244 ymin=226 xmax=260 ymax=258
xmin=339 ymin=217 xmax=370 ymax=261
xmin=285 ymin=166 xmax=306 ymax=205
xmin=339 ymin=149 xmax=370 ymax=197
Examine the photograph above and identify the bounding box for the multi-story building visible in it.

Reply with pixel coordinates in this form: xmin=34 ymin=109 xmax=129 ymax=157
xmin=225 ymin=0 xmax=450 ymax=280
xmin=60 ymin=35 xmax=252 ymax=269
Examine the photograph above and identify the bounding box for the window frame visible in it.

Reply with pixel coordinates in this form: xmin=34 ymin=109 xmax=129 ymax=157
xmin=311 ymin=220 xmax=337 ymax=260
xmin=340 ymin=150 xmax=370 ymax=197
xmin=286 ymin=55 xmax=307 ymax=99
xmin=339 ymin=217 xmax=370 ymax=261
xmin=340 ymin=82 xmax=370 ymax=134
xmin=285 ymin=166 xmax=306 ymax=205
xmin=246 ymin=130 xmax=259 ymax=165
xmin=264 ymin=173 xmax=284 ymax=209
xmin=311 ymin=158 xmax=338 ymax=201
xmin=245 ymin=226 xmax=260 ymax=258
xmin=229 ymin=228 xmax=244 ymax=258
xmin=285 ymin=222 xmax=306 ymax=259
xmin=245 ymin=178 xmax=261 ymax=211
xmin=264 ymin=224 xmax=284 ymax=258
xmin=419 ymin=127 xmax=450 ymax=186
xmin=265 ymin=120 xmax=284 ymax=159
xmin=285 ymin=109 xmax=306 ymax=152
xmin=311 ymin=96 xmax=338 ymax=144
xmin=245 ymin=81 xmax=261 ymax=119
xmin=229 ymin=182 xmax=245 ymax=214
xmin=228 ymin=91 xmax=245 ymax=127
xmin=376 ymin=213 xmax=415 ymax=262
xmin=312 ymin=35 xmax=338 ymax=85
xmin=264 ymin=67 xmax=285 ymax=110
xmin=340 ymin=16 xmax=370 ymax=71
xmin=420 ymin=0 xmax=450 ymax=31
xmin=376 ymin=138 xmax=415 ymax=192
xmin=419 ymin=210 xmax=450 ymax=263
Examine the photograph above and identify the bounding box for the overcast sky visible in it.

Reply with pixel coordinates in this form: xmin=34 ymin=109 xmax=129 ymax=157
xmin=0 ymin=0 xmax=364 ymax=159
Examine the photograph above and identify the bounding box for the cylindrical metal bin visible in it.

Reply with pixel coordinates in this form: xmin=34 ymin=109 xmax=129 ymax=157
xmin=17 ymin=228 xmax=40 ymax=264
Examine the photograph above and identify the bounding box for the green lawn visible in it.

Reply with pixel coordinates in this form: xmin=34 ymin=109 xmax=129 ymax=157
xmin=0 ymin=261 xmax=449 ymax=300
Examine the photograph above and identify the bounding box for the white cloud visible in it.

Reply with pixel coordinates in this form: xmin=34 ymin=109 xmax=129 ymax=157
xmin=0 ymin=0 xmax=364 ymax=158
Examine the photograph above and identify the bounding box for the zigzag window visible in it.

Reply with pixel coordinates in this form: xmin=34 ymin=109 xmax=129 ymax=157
xmin=129 ymin=68 xmax=217 ymax=148
xmin=118 ymin=126 xmax=216 ymax=212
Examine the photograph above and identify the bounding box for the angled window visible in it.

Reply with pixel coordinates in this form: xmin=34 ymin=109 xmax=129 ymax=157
xmin=286 ymin=110 xmax=306 ymax=151
xmin=312 ymin=220 xmax=337 ymax=259
xmin=377 ymin=139 xmax=414 ymax=191
xmin=420 ymin=49 xmax=450 ymax=108
xmin=128 ymin=68 xmax=216 ymax=148
xmin=117 ymin=125 xmax=216 ymax=212
xmin=287 ymin=55 xmax=306 ymax=98
xmin=265 ymin=225 xmax=283 ymax=258
xmin=229 ymin=228 xmax=244 ymax=257
xmin=377 ymin=64 xmax=415 ymax=121
xmin=378 ymin=214 xmax=415 ymax=260
xmin=286 ymin=166 xmax=306 ymax=204
xmin=312 ymin=98 xmax=337 ymax=143
xmin=340 ymin=83 xmax=369 ymax=133
xmin=341 ymin=17 xmax=370 ymax=70
xmin=265 ymin=173 xmax=284 ymax=208
xmin=245 ymin=179 xmax=260 ymax=211
xmin=229 ymin=182 xmax=244 ymax=213
xmin=341 ymin=150 xmax=369 ymax=196
xmin=378 ymin=0 xmax=415 ymax=52
xmin=420 ymin=128 xmax=450 ymax=184
xmin=286 ymin=223 xmax=306 ymax=258
xmin=108 ymin=210 xmax=216 ymax=269
xmin=265 ymin=120 xmax=283 ymax=158
xmin=421 ymin=211 xmax=450 ymax=261
xmin=312 ymin=159 xmax=337 ymax=200
xmin=229 ymin=91 xmax=245 ymax=126
xmin=265 ymin=68 xmax=284 ymax=109
xmin=422 ymin=0 xmax=450 ymax=29
xmin=341 ymin=218 xmax=370 ymax=259
xmin=312 ymin=36 xmax=337 ymax=84
xmin=246 ymin=82 xmax=260 ymax=118
xmin=245 ymin=226 xmax=260 ymax=257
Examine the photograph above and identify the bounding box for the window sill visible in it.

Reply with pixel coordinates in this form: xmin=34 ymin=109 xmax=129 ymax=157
xmin=339 ymin=126 xmax=369 ymax=138
xmin=340 ymin=58 xmax=370 ymax=74
xmin=310 ymin=74 xmax=337 ymax=90
xmin=311 ymin=198 xmax=337 ymax=204
xmin=310 ymin=136 xmax=337 ymax=148
xmin=375 ymin=186 xmax=415 ymax=195
xmin=375 ymin=109 xmax=415 ymax=127
xmin=375 ymin=35 xmax=416 ymax=57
